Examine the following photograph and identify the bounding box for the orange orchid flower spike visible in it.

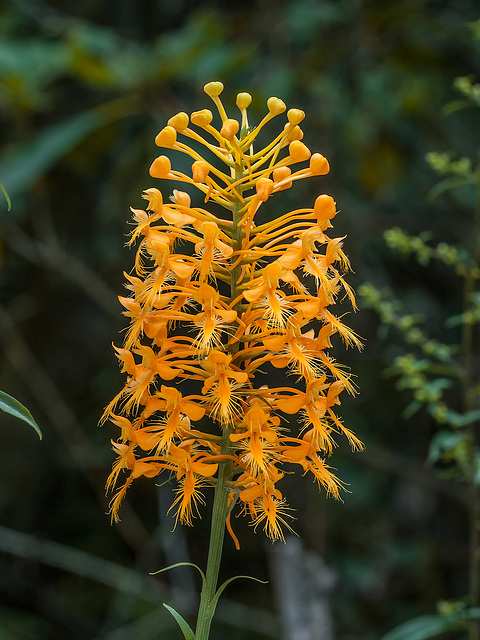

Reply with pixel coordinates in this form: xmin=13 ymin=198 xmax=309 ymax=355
xmin=103 ymin=81 xmax=362 ymax=543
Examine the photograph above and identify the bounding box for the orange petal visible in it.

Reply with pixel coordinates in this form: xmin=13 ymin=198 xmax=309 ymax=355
xmin=132 ymin=460 xmax=162 ymax=479
xmin=244 ymin=283 xmax=266 ymax=302
xmin=143 ymin=395 xmax=167 ymax=419
xmin=263 ymin=335 xmax=287 ymax=351
xmin=156 ymin=362 xmax=182 ymax=380
xmin=239 ymin=484 xmax=263 ymax=503
xmin=275 ymin=393 xmax=306 ymax=414
xmin=180 ymin=400 xmax=205 ymax=421
xmin=169 ymin=259 xmax=196 ymax=279
xmin=191 ymin=460 xmax=218 ymax=477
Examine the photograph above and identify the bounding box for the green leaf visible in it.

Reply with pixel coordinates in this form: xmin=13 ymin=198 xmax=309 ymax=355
xmin=428 ymin=431 xmax=464 ymax=462
xmin=402 ymin=400 xmax=422 ymax=419
xmin=380 ymin=614 xmax=460 ymax=640
xmin=0 ymin=390 xmax=41 ymax=439
xmin=151 ymin=562 xmax=206 ymax=589
xmin=163 ymin=603 xmax=195 ymax=640
xmin=442 ymin=98 xmax=474 ymax=115
xmin=0 ymin=98 xmax=134 ymax=203
xmin=426 ymin=175 xmax=476 ymax=202
xmin=0 ymin=181 xmax=11 ymax=211
xmin=445 ymin=313 xmax=465 ymax=328
xmin=447 ymin=409 xmax=480 ymax=428
xmin=211 ymin=574 xmax=269 ymax=614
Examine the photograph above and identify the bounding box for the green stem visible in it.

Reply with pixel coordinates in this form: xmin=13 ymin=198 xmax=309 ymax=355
xmin=194 ymin=456 xmax=233 ymax=640
xmin=194 ymin=161 xmax=245 ymax=640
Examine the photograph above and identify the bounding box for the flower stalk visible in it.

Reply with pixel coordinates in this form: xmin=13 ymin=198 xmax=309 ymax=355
xmin=195 ymin=162 xmax=245 ymax=640
xmin=194 ymin=455 xmax=233 ymax=639
xmin=103 ymin=81 xmax=362 ymax=637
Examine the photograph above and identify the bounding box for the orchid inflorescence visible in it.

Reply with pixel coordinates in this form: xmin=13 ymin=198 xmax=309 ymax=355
xmin=103 ymin=81 xmax=362 ymax=543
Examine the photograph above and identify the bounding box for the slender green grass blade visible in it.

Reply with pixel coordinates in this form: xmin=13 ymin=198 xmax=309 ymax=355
xmin=163 ymin=603 xmax=195 ymax=640
xmin=0 ymin=390 xmax=42 ymax=439
xmin=211 ymin=574 xmax=268 ymax=613
xmin=0 ymin=181 xmax=11 ymax=210
xmin=151 ymin=561 xmax=206 ymax=589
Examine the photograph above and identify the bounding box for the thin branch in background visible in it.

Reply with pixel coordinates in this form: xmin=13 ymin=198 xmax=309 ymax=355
xmin=346 ymin=443 xmax=469 ymax=508
xmin=0 ymin=524 xmax=166 ymax=603
xmin=1 ymin=219 xmax=119 ymax=317
xmin=0 ymin=303 xmax=155 ymax=563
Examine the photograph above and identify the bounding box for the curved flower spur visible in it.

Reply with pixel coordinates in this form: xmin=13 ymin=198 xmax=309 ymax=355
xmin=103 ymin=81 xmax=362 ymax=638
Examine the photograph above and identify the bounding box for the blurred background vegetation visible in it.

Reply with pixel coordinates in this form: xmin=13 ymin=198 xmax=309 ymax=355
xmin=1 ymin=0 xmax=480 ymax=638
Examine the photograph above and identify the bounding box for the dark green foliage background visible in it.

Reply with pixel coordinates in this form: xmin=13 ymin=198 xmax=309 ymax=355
xmin=0 ymin=1 xmax=479 ymax=638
